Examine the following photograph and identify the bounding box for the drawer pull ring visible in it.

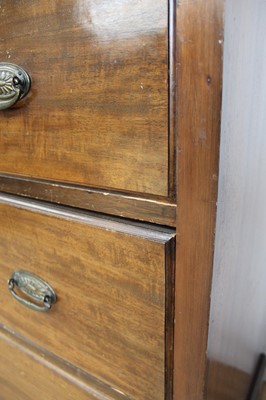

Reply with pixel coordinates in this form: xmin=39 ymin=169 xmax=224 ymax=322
xmin=8 ymin=270 xmax=57 ymax=312
xmin=0 ymin=63 xmax=31 ymax=110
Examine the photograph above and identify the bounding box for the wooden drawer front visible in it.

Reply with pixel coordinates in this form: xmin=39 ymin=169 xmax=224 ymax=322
xmin=0 ymin=1 xmax=169 ymax=197
xmin=0 ymin=196 xmax=175 ymax=400
xmin=0 ymin=326 xmax=112 ymax=400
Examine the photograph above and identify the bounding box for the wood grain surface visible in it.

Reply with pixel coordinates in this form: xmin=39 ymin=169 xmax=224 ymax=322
xmin=0 ymin=0 xmax=171 ymax=197
xmin=173 ymin=0 xmax=224 ymax=399
xmin=0 ymin=325 xmax=132 ymax=400
xmin=0 ymin=195 xmax=175 ymax=400
xmin=0 ymin=174 xmax=176 ymax=227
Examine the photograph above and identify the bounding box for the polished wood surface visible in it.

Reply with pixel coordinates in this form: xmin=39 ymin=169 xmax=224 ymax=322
xmin=0 ymin=174 xmax=176 ymax=227
xmin=0 ymin=1 xmax=227 ymax=399
xmin=0 ymin=324 xmax=130 ymax=400
xmin=0 ymin=0 xmax=171 ymax=197
xmin=173 ymin=1 xmax=224 ymax=399
xmin=0 ymin=194 xmax=175 ymax=400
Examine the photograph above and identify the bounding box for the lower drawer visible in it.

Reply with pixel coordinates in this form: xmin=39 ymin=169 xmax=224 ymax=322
xmin=0 ymin=195 xmax=175 ymax=400
xmin=0 ymin=326 xmax=117 ymax=400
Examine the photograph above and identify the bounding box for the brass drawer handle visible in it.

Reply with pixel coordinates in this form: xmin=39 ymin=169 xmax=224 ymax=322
xmin=8 ymin=270 xmax=57 ymax=312
xmin=0 ymin=63 xmax=31 ymax=110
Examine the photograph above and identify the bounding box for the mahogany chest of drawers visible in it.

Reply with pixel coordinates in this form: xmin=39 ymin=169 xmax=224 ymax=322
xmin=0 ymin=1 xmax=224 ymax=399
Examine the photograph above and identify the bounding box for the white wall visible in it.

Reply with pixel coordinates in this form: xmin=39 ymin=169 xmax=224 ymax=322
xmin=207 ymin=0 xmax=266 ymax=373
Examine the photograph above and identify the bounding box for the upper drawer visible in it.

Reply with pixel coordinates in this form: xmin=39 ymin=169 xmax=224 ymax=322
xmin=0 ymin=1 xmax=170 ymax=197
xmin=0 ymin=195 xmax=175 ymax=400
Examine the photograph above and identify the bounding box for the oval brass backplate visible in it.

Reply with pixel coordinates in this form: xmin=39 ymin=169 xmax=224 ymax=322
xmin=8 ymin=270 xmax=57 ymax=312
xmin=0 ymin=63 xmax=31 ymax=110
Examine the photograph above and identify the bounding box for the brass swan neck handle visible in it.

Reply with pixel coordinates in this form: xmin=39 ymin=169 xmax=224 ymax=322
xmin=0 ymin=63 xmax=31 ymax=110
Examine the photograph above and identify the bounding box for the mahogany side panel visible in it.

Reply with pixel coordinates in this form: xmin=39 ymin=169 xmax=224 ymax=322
xmin=174 ymin=1 xmax=224 ymax=399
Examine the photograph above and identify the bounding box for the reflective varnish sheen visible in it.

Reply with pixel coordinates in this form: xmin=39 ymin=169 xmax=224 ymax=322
xmin=0 ymin=0 xmax=169 ymax=196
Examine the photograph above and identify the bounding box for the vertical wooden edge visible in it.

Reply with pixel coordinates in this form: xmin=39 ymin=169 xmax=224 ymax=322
xmin=174 ymin=1 xmax=224 ymax=399
xmin=165 ymin=237 xmax=176 ymax=400
xmin=168 ymin=0 xmax=177 ymax=200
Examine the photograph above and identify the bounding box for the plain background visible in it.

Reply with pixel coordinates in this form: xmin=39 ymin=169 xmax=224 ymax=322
xmin=207 ymin=0 xmax=266 ymax=377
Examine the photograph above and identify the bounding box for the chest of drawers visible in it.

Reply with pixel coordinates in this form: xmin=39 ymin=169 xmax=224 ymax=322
xmin=0 ymin=1 xmax=224 ymax=399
